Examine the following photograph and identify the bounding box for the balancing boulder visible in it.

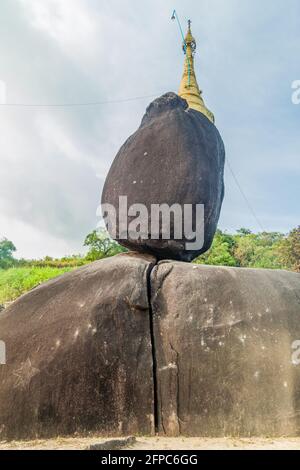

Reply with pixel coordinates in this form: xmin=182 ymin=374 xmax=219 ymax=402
xmin=101 ymin=92 xmax=225 ymax=262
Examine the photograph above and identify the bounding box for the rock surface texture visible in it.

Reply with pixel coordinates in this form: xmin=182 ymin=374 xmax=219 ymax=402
xmin=0 ymin=253 xmax=155 ymax=440
xmin=151 ymin=262 xmax=300 ymax=436
xmin=101 ymin=93 xmax=225 ymax=262
xmin=0 ymin=254 xmax=299 ymax=439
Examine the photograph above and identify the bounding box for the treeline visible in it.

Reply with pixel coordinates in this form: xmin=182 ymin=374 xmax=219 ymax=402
xmin=0 ymin=230 xmax=126 ymax=270
xmin=0 ymin=231 xmax=127 ymax=306
xmin=195 ymin=227 xmax=300 ymax=272
xmin=0 ymin=227 xmax=299 ymax=272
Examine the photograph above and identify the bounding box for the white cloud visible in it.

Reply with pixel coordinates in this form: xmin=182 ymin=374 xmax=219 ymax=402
xmin=0 ymin=213 xmax=83 ymax=259
xmin=18 ymin=0 xmax=97 ymax=61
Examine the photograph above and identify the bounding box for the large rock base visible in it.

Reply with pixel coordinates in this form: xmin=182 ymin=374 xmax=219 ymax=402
xmin=151 ymin=261 xmax=300 ymax=437
xmin=0 ymin=254 xmax=299 ymax=439
xmin=0 ymin=254 xmax=155 ymax=439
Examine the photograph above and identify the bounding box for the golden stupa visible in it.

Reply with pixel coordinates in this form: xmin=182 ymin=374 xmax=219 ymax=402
xmin=178 ymin=21 xmax=215 ymax=124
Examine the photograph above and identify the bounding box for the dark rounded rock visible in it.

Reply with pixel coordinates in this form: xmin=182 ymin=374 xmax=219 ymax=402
xmin=101 ymin=93 xmax=225 ymax=262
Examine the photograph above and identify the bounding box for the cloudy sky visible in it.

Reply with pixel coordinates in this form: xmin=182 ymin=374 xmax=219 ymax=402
xmin=0 ymin=0 xmax=299 ymax=259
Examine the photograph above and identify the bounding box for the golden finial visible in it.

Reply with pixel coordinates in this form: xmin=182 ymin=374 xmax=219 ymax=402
xmin=178 ymin=21 xmax=215 ymax=123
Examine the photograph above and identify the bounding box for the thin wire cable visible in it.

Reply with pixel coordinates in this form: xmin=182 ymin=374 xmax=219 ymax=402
xmin=0 ymin=93 xmax=161 ymax=108
xmin=171 ymin=10 xmax=191 ymax=86
xmin=172 ymin=10 xmax=186 ymax=43
xmin=226 ymin=158 xmax=265 ymax=232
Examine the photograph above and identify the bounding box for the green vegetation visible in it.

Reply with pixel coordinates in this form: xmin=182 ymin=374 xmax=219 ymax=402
xmin=0 ymin=238 xmax=16 ymax=269
xmin=0 ymin=227 xmax=299 ymax=306
xmin=195 ymin=227 xmax=300 ymax=271
xmin=0 ymin=229 xmax=126 ymax=306
xmin=84 ymin=230 xmax=126 ymax=261
xmin=0 ymin=266 xmax=72 ymax=305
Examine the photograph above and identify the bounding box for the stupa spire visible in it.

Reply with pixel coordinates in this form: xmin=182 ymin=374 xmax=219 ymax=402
xmin=178 ymin=20 xmax=215 ymax=123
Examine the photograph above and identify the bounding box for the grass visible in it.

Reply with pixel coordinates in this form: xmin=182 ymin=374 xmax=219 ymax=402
xmin=0 ymin=266 xmax=73 ymax=305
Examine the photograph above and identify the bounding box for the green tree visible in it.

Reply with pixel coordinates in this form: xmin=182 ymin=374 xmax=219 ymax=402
xmin=236 ymin=228 xmax=252 ymax=236
xmin=277 ymin=226 xmax=300 ymax=272
xmin=194 ymin=229 xmax=287 ymax=270
xmin=0 ymin=238 xmax=16 ymax=269
xmin=84 ymin=229 xmax=126 ymax=261
xmin=195 ymin=230 xmax=237 ymax=267
xmin=234 ymin=233 xmax=258 ymax=267
xmin=233 ymin=231 xmax=285 ymax=269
